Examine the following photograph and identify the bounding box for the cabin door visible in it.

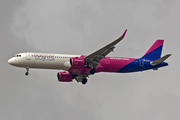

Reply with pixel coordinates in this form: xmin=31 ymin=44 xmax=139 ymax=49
xmin=105 ymin=57 xmax=110 ymax=64
xmin=139 ymin=59 xmax=144 ymax=67
xmin=26 ymin=52 xmax=31 ymax=60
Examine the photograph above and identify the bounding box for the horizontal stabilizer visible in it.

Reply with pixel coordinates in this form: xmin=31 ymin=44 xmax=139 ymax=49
xmin=150 ymin=54 xmax=171 ymax=65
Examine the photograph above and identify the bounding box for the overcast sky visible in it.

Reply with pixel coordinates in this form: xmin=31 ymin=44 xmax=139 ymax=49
xmin=0 ymin=0 xmax=179 ymax=120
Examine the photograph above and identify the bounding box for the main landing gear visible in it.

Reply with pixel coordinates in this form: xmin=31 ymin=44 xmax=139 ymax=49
xmin=90 ymin=69 xmax=96 ymax=75
xmin=25 ymin=67 xmax=29 ymax=76
xmin=82 ymin=78 xmax=87 ymax=84
xmin=75 ymin=75 xmax=88 ymax=85
xmin=80 ymin=69 xmax=95 ymax=84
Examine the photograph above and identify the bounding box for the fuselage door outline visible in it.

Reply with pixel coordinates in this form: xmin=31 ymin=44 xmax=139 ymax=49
xmin=105 ymin=57 xmax=110 ymax=64
xmin=139 ymin=59 xmax=144 ymax=67
xmin=26 ymin=52 xmax=31 ymax=60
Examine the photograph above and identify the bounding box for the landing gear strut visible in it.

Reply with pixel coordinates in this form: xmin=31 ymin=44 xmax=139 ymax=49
xmin=25 ymin=67 xmax=29 ymax=76
xmin=82 ymin=79 xmax=87 ymax=84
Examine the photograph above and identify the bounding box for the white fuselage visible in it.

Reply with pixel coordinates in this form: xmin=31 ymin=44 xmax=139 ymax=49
xmin=8 ymin=52 xmax=81 ymax=70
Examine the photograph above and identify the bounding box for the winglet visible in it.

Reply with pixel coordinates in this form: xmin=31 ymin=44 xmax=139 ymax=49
xmin=115 ymin=29 xmax=127 ymax=44
xmin=121 ymin=29 xmax=127 ymax=38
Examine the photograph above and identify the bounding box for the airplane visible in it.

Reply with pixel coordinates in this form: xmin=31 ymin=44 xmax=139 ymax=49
xmin=8 ymin=30 xmax=171 ymax=84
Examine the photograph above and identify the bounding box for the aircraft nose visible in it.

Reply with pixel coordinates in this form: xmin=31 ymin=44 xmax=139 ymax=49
xmin=8 ymin=58 xmax=16 ymax=65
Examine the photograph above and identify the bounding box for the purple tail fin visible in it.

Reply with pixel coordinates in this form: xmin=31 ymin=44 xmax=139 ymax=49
xmin=141 ymin=40 xmax=164 ymax=60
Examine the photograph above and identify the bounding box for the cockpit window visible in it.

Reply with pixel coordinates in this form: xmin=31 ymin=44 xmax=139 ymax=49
xmin=15 ymin=55 xmax=21 ymax=57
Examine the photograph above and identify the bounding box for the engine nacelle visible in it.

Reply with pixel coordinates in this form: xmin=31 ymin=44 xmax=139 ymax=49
xmin=70 ymin=57 xmax=86 ymax=67
xmin=57 ymin=72 xmax=73 ymax=82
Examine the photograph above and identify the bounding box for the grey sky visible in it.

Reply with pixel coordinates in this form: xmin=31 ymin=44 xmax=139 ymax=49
xmin=0 ymin=0 xmax=179 ymax=120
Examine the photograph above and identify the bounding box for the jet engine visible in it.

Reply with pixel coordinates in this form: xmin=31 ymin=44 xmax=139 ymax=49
xmin=57 ymin=72 xmax=73 ymax=82
xmin=70 ymin=57 xmax=86 ymax=67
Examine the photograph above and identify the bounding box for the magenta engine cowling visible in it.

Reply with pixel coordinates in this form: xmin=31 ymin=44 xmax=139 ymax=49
xmin=70 ymin=57 xmax=86 ymax=67
xmin=57 ymin=72 xmax=73 ymax=82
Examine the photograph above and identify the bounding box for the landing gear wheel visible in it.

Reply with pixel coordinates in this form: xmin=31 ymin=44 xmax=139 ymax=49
xmin=25 ymin=67 xmax=29 ymax=76
xmin=25 ymin=72 xmax=29 ymax=76
xmin=82 ymin=79 xmax=87 ymax=84
xmin=90 ymin=69 xmax=96 ymax=75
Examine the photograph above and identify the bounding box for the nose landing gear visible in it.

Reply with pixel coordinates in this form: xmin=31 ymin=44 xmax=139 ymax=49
xmin=25 ymin=67 xmax=29 ymax=76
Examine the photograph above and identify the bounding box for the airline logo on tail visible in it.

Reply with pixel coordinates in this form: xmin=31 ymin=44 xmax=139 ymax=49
xmin=141 ymin=40 xmax=164 ymax=60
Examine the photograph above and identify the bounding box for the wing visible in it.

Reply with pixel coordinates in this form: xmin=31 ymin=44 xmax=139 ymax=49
xmin=85 ymin=29 xmax=127 ymax=68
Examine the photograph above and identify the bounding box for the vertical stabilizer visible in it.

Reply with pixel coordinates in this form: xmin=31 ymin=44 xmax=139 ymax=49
xmin=141 ymin=40 xmax=164 ymax=60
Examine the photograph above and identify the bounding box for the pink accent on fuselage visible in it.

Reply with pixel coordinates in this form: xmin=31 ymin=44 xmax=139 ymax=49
xmin=96 ymin=57 xmax=136 ymax=72
xmin=68 ymin=55 xmax=136 ymax=74
xmin=68 ymin=67 xmax=91 ymax=73
xmin=144 ymin=40 xmax=164 ymax=55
